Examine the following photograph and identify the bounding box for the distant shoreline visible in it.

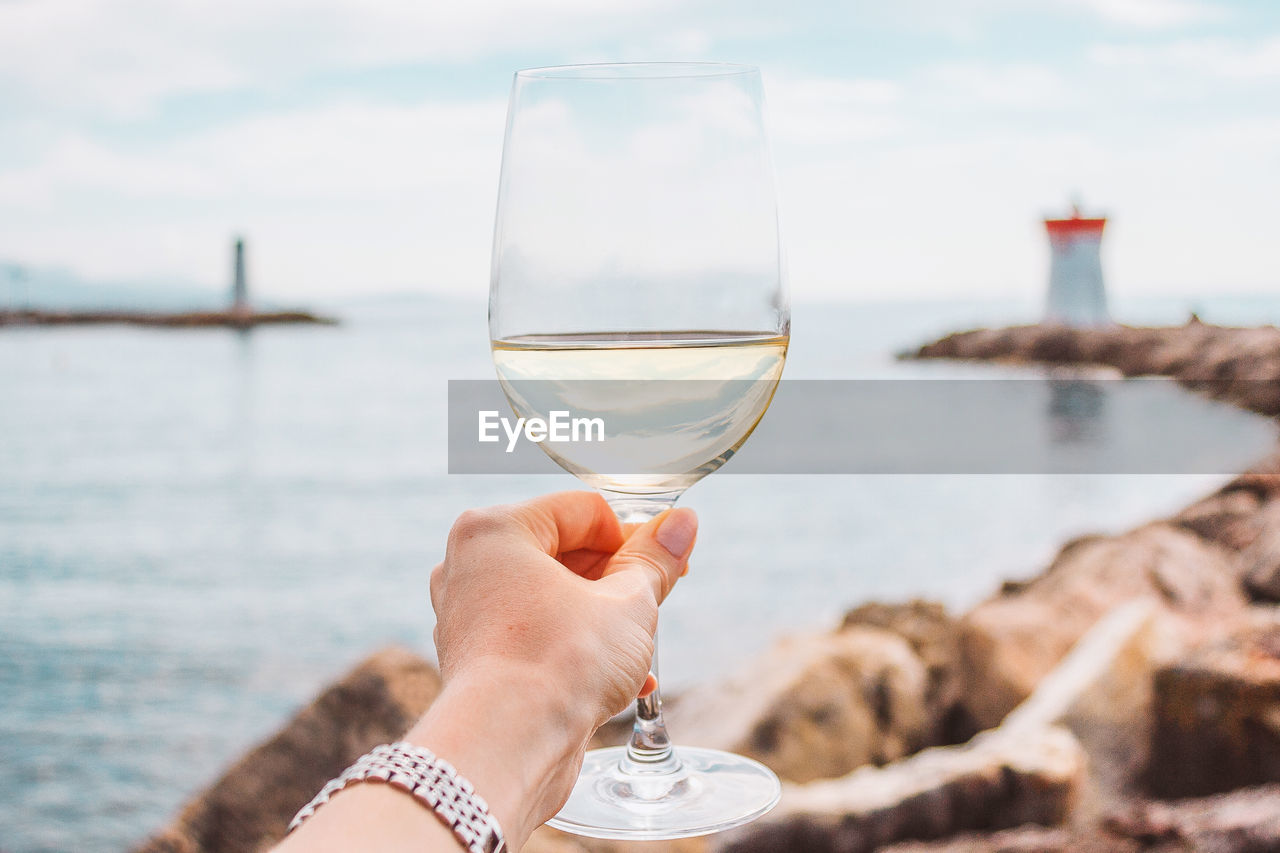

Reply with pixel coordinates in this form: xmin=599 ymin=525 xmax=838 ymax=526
xmin=0 ymin=308 xmax=338 ymax=329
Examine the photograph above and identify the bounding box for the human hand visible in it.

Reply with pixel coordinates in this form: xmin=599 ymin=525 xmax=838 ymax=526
xmin=415 ymin=491 xmax=696 ymax=848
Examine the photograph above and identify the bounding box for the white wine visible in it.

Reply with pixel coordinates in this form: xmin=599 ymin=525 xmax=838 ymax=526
xmin=492 ymin=332 xmax=788 ymax=494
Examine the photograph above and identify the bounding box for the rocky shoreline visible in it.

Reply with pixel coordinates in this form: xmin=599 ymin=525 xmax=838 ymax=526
xmin=138 ymin=322 xmax=1280 ymax=853
xmin=0 ymin=308 xmax=336 ymax=329
xmin=909 ymin=319 xmax=1280 ymax=418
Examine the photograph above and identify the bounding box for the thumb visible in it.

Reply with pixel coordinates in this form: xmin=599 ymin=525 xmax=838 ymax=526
xmin=601 ymin=507 xmax=697 ymax=604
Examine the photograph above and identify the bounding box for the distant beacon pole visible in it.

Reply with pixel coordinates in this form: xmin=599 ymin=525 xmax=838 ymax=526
xmin=231 ymin=236 xmax=249 ymax=314
xmin=1044 ymin=202 xmax=1108 ymax=326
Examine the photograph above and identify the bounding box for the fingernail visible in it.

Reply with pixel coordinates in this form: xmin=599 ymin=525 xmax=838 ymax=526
xmin=655 ymin=508 xmax=697 ymax=557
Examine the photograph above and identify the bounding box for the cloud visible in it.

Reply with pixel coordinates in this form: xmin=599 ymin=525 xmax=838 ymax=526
xmin=869 ymin=0 xmax=1220 ymax=36
xmin=1 ymin=1 xmax=1276 ymax=301
xmin=0 ymin=95 xmax=509 ymax=294
xmin=1091 ymin=36 xmax=1280 ymax=80
xmin=0 ymin=0 xmax=687 ymax=119
xmin=920 ymin=62 xmax=1067 ymax=108
xmin=0 ymin=137 xmax=220 ymax=206
xmin=1054 ymin=0 xmax=1220 ymax=28
xmin=767 ymin=74 xmax=904 ymax=145
xmin=771 ymin=106 xmax=1280 ymax=300
xmin=0 ymin=98 xmax=507 ymax=203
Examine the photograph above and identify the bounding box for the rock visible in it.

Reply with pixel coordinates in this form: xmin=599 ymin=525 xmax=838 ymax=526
xmin=1241 ymin=501 xmax=1280 ymax=601
xmin=1105 ymin=785 xmax=1280 ymax=853
xmin=1024 ymin=325 xmax=1082 ymax=363
xmin=840 ymin=600 xmax=970 ymax=744
xmin=666 ymin=627 xmax=933 ymax=784
xmin=1177 ymin=454 xmax=1280 ymax=563
xmin=1147 ymin=611 xmax=1280 ymax=798
xmin=711 ymin=726 xmax=1085 ymax=853
xmin=772 ymin=601 xmax=1162 ymax=852
xmin=879 ymin=786 xmax=1280 ymax=852
xmin=1224 ymin=453 xmax=1280 ymax=502
xmin=136 ymin=647 xmax=442 ymax=853
xmin=878 ymin=826 xmax=1135 ymax=853
xmin=1 ymin=308 xmax=337 ymax=329
xmin=1108 ymin=787 xmax=1280 ymax=852
xmin=1173 ymin=486 xmax=1265 ymax=552
xmin=958 ymin=523 xmax=1246 ymax=731
xmin=910 ymin=321 xmax=1280 ymax=419
xmin=998 ymin=600 xmax=1172 ymax=810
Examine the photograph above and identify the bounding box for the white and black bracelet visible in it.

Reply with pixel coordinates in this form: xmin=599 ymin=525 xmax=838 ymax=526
xmin=289 ymin=741 xmax=506 ymax=853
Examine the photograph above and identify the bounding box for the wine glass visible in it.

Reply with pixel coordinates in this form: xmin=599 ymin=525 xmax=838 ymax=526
xmin=489 ymin=62 xmax=789 ymax=840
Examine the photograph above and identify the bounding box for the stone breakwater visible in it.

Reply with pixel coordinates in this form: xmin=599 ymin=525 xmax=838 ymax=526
xmin=910 ymin=319 xmax=1280 ymax=418
xmin=0 ymin=308 xmax=336 ymax=328
xmin=137 ymin=323 xmax=1280 ymax=853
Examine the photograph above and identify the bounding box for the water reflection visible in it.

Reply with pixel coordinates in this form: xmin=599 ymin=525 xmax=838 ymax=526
xmin=230 ymin=329 xmax=258 ymax=479
xmin=1047 ymin=378 xmax=1107 ymax=445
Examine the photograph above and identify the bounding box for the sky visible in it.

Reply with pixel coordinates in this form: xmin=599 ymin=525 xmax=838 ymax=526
xmin=1 ymin=0 xmax=1278 ymax=303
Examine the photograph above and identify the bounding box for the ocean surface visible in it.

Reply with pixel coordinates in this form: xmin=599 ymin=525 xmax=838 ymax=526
xmin=3 ymin=294 xmax=1279 ymax=852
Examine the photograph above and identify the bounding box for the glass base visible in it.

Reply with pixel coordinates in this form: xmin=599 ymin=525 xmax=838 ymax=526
xmin=546 ymin=746 xmax=781 ymax=840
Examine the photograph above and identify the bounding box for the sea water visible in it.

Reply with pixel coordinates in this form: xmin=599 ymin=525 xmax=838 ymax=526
xmin=2 ymin=294 xmax=1276 ymax=852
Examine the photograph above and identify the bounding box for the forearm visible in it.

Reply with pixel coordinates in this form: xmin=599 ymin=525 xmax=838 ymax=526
xmin=407 ymin=665 xmax=588 ymax=844
xmin=275 ymin=664 xmax=591 ymax=852
xmin=274 ymin=782 xmax=465 ymax=853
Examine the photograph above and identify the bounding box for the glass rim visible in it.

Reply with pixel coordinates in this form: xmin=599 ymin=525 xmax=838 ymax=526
xmin=515 ymin=62 xmax=759 ymax=81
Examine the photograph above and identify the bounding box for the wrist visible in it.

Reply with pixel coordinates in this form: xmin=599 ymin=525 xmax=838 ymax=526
xmin=404 ymin=662 xmax=593 ymax=845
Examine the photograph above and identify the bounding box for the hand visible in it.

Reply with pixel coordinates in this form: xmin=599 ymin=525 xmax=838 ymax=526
xmin=275 ymin=492 xmax=695 ymax=853
xmin=417 ymin=491 xmax=696 ymax=848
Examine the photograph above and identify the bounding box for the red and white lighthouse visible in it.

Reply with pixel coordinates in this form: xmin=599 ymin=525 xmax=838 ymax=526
xmin=1044 ymin=204 xmax=1108 ymax=326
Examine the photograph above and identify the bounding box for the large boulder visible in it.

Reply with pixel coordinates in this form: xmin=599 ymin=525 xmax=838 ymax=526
xmin=879 ymin=785 xmax=1280 ymax=853
xmin=712 ymin=726 xmax=1085 ymax=853
xmin=840 ymin=600 xmax=969 ymax=744
xmin=879 ymin=826 xmax=1133 ymax=853
xmin=1147 ymin=611 xmax=1280 ymax=798
xmin=958 ymin=523 xmax=1246 ymax=731
xmin=1173 ymin=484 xmax=1267 ymax=552
xmin=1174 ymin=453 xmax=1280 ymax=558
xmin=666 ymin=626 xmax=934 ymax=784
xmin=1240 ymin=500 xmax=1280 ymax=601
xmin=1104 ymin=784 xmax=1280 ymax=853
xmin=136 ymin=647 xmax=442 ymax=853
xmin=998 ymin=600 xmax=1171 ymax=811
xmin=1221 ymin=452 xmax=1280 ymax=502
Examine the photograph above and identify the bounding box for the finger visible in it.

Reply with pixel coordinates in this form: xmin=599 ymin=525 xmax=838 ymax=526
xmin=601 ymin=507 xmax=697 ymax=604
xmin=509 ymin=491 xmax=624 ymax=556
xmin=638 ymin=673 xmax=658 ymax=699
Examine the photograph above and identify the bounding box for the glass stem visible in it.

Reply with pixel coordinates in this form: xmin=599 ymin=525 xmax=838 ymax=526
xmin=602 ymin=490 xmax=682 ymax=776
xmin=626 ymin=629 xmax=676 ymax=771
